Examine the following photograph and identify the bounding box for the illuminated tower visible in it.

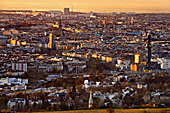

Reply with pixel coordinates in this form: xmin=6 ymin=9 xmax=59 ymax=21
xmin=135 ymin=53 xmax=140 ymax=64
xmin=131 ymin=17 xmax=134 ymax=24
xmin=147 ymin=34 xmax=152 ymax=70
xmin=48 ymin=33 xmax=56 ymax=49
xmin=88 ymin=91 xmax=93 ymax=108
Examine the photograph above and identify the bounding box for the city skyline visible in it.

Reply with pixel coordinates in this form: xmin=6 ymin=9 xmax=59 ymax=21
xmin=1 ymin=1 xmax=170 ymax=111
xmin=1 ymin=0 xmax=170 ymax=13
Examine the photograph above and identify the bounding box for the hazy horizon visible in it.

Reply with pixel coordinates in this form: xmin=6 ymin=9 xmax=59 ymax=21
xmin=1 ymin=0 xmax=170 ymax=13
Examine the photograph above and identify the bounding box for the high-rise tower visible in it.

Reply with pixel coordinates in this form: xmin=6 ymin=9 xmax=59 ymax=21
xmin=64 ymin=8 xmax=69 ymax=15
xmin=131 ymin=17 xmax=134 ymax=24
xmin=48 ymin=33 xmax=56 ymax=49
xmin=88 ymin=91 xmax=93 ymax=108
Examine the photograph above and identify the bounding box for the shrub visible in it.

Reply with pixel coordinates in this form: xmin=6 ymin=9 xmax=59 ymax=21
xmin=106 ymin=107 xmax=115 ymax=113
xmin=143 ymin=110 xmax=147 ymax=113
xmin=28 ymin=108 xmax=32 ymax=113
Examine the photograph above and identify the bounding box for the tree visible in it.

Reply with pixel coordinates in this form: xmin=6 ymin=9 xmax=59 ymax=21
xmin=75 ymin=84 xmax=83 ymax=91
xmin=32 ymin=102 xmax=37 ymax=109
xmin=46 ymin=106 xmax=51 ymax=111
xmin=50 ymin=50 xmax=56 ymax=56
xmin=25 ymin=95 xmax=29 ymax=108
xmin=95 ymin=98 xmax=103 ymax=107
xmin=62 ymin=82 xmax=67 ymax=88
xmin=51 ymin=79 xmax=55 ymax=87
xmin=0 ymin=96 xmax=9 ymax=109
xmin=75 ymin=76 xmax=85 ymax=85
xmin=69 ymin=86 xmax=76 ymax=101
xmin=124 ymin=94 xmax=132 ymax=107
xmin=104 ymin=97 xmax=113 ymax=107
xmin=92 ymin=102 xmax=97 ymax=108
xmin=106 ymin=107 xmax=115 ymax=113
xmin=28 ymin=108 xmax=32 ymax=113
xmin=51 ymin=104 xmax=57 ymax=110
xmin=15 ymin=92 xmax=23 ymax=98
xmin=96 ymin=70 xmax=99 ymax=77
xmin=88 ymin=71 xmax=92 ymax=76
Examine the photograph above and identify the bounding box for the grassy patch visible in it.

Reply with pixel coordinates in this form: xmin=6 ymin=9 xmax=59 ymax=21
xmin=18 ymin=108 xmax=170 ymax=113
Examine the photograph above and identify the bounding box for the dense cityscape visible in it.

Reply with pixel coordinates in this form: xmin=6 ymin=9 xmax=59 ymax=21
xmin=0 ymin=9 xmax=170 ymax=112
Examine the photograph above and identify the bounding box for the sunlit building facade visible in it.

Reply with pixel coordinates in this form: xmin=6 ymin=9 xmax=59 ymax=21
xmin=48 ymin=33 xmax=56 ymax=49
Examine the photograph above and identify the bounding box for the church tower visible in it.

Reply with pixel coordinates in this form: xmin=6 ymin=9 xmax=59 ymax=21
xmin=89 ymin=91 xmax=93 ymax=108
xmin=131 ymin=17 xmax=134 ymax=24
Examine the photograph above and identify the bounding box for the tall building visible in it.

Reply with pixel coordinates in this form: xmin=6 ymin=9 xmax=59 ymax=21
xmin=131 ymin=17 xmax=134 ymax=24
xmin=88 ymin=91 xmax=93 ymax=108
xmin=0 ymin=35 xmax=8 ymax=46
xmin=64 ymin=8 xmax=69 ymax=15
xmin=135 ymin=53 xmax=140 ymax=64
xmin=147 ymin=34 xmax=152 ymax=70
xmin=48 ymin=33 xmax=56 ymax=49
xmin=131 ymin=63 xmax=138 ymax=71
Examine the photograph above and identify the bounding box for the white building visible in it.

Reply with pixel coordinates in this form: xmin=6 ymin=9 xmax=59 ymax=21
xmin=46 ymin=75 xmax=60 ymax=81
xmin=0 ymin=78 xmax=10 ymax=85
xmin=0 ymin=77 xmax=28 ymax=85
xmin=12 ymin=62 xmax=27 ymax=72
xmin=84 ymin=80 xmax=101 ymax=89
xmin=7 ymin=98 xmax=26 ymax=109
xmin=157 ymin=58 xmax=170 ymax=70
xmin=89 ymin=91 xmax=93 ymax=108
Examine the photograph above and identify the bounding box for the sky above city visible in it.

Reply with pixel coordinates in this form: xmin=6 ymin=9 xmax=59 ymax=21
xmin=1 ymin=0 xmax=170 ymax=13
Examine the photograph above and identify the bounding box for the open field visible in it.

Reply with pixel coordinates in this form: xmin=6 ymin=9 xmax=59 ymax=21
xmin=18 ymin=108 xmax=170 ymax=113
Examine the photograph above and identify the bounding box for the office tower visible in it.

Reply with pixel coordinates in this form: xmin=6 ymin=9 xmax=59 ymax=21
xmin=64 ymin=8 xmax=69 ymax=15
xmin=48 ymin=33 xmax=56 ymax=49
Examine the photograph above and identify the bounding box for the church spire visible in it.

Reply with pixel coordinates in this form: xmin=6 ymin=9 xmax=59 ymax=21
xmin=89 ymin=91 xmax=93 ymax=108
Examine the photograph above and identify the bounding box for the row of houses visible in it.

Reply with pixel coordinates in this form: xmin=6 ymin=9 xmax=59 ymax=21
xmin=62 ymin=50 xmax=117 ymax=63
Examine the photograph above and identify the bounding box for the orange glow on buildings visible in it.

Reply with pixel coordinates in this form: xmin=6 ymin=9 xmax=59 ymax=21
xmin=1 ymin=0 xmax=170 ymax=13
